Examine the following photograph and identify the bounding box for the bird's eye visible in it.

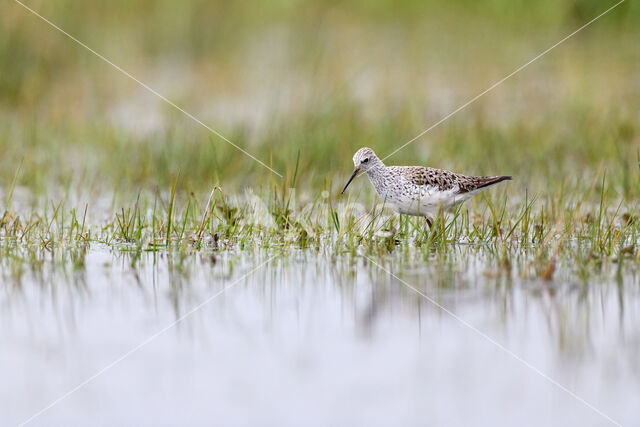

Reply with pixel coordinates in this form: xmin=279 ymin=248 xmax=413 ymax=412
xmin=362 ymin=158 xmax=369 ymax=163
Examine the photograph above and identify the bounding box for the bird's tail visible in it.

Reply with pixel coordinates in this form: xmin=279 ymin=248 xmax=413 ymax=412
xmin=475 ymin=175 xmax=512 ymax=190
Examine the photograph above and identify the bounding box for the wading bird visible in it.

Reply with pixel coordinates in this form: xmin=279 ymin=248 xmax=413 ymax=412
xmin=341 ymin=147 xmax=511 ymax=227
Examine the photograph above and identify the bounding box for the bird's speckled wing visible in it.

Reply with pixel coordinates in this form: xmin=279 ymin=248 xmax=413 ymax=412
xmin=388 ymin=166 xmax=511 ymax=193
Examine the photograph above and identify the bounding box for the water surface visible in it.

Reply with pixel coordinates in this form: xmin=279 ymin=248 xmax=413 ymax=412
xmin=1 ymin=247 xmax=639 ymax=426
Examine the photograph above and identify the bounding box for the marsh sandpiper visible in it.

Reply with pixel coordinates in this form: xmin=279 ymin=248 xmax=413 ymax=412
xmin=341 ymin=147 xmax=511 ymax=226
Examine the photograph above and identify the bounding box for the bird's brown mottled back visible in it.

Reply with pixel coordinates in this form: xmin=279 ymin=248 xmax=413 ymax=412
xmin=389 ymin=166 xmax=511 ymax=193
xmin=342 ymin=147 xmax=511 ymax=220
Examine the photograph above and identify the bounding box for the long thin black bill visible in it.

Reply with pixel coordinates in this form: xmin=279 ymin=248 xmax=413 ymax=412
xmin=341 ymin=169 xmax=359 ymax=194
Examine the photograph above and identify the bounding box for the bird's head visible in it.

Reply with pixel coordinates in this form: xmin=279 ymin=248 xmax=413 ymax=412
xmin=341 ymin=147 xmax=382 ymax=194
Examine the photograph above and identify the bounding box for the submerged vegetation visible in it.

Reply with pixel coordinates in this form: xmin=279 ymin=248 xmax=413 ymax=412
xmin=1 ymin=164 xmax=638 ymax=283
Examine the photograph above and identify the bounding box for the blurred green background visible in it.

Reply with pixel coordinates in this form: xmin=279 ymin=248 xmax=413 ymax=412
xmin=1 ymin=0 xmax=638 ymax=196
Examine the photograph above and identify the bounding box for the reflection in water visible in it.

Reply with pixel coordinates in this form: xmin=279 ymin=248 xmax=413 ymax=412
xmin=1 ymin=246 xmax=639 ymax=425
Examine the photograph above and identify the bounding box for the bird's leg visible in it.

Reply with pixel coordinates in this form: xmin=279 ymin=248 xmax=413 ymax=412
xmin=426 ymin=217 xmax=440 ymax=241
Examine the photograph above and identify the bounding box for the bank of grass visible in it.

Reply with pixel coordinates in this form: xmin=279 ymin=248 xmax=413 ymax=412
xmin=1 ymin=159 xmax=638 ymax=282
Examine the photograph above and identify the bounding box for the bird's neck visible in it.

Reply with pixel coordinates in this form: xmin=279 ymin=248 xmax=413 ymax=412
xmin=365 ymin=162 xmax=386 ymax=177
xmin=364 ymin=163 xmax=389 ymax=194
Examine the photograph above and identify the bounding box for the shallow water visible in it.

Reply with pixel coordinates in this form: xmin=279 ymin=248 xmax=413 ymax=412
xmin=1 ymin=247 xmax=639 ymax=426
